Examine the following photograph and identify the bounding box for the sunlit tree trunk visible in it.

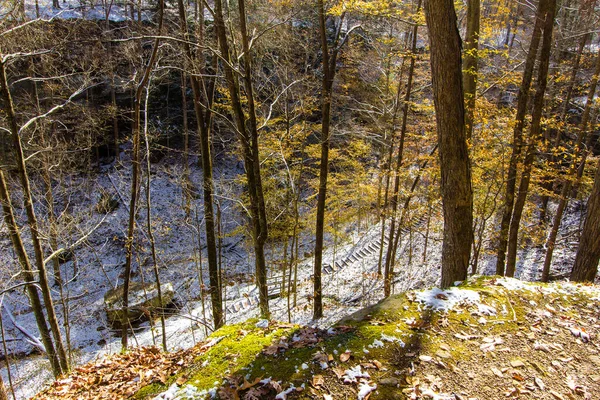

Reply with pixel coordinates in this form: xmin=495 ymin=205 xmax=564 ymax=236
xmin=495 ymin=0 xmax=546 ymax=275
xmin=505 ymin=0 xmax=556 ymax=277
xmin=424 ymin=0 xmax=473 ymax=287
xmin=464 ymin=0 xmax=480 ymax=141
xmin=383 ymin=0 xmax=422 ymax=297
xmin=213 ymin=0 xmax=270 ymax=318
xmin=0 ymin=55 xmax=69 ymax=373
xmin=570 ymin=158 xmax=600 ymax=282
xmin=176 ymin=0 xmax=223 ymax=328
xmin=121 ymin=0 xmax=164 ymax=349
xmin=541 ymin=50 xmax=600 ymax=281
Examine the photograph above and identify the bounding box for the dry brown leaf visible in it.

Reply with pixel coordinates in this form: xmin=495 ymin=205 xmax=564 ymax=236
xmin=312 ymin=375 xmax=325 ymax=387
xmin=340 ymin=351 xmax=351 ymax=362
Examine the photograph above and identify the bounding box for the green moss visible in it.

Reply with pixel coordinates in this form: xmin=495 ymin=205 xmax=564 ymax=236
xmin=136 ymin=276 xmax=595 ymax=400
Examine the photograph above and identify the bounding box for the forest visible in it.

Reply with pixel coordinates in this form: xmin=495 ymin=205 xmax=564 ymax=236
xmin=1 ymin=0 xmax=600 ymax=398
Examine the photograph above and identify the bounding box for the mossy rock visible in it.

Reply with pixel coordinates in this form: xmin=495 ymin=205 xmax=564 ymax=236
xmin=104 ymin=281 xmax=174 ymax=326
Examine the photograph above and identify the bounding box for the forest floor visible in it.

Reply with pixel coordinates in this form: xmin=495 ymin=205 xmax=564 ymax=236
xmin=0 ymin=152 xmax=588 ymax=399
xmin=32 ymin=276 xmax=600 ymax=399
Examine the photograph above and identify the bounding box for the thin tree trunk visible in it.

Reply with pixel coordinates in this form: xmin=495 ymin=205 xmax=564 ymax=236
xmin=541 ymin=50 xmax=600 ymax=281
xmin=495 ymin=0 xmax=547 ymax=275
xmin=238 ymin=0 xmax=270 ymax=318
xmin=142 ymin=82 xmax=168 ymax=350
xmin=424 ymin=0 xmax=474 ymax=287
xmin=181 ymin=71 xmax=191 ymax=217
xmin=383 ymin=1 xmax=421 ymax=297
xmin=464 ymin=0 xmax=480 ymax=140
xmin=0 ymin=56 xmax=69 ymax=374
xmin=313 ymin=0 xmax=333 ymax=319
xmin=121 ymin=0 xmax=164 ymax=349
xmin=570 ymin=158 xmax=600 ymax=282
xmin=0 ymin=170 xmax=62 ymax=377
xmin=176 ymin=0 xmax=223 ymax=328
xmin=213 ymin=0 xmax=269 ymax=318
xmin=505 ymin=0 xmax=556 ymax=277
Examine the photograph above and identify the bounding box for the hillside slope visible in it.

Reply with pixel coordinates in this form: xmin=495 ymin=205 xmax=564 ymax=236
xmin=34 ymin=276 xmax=600 ymax=400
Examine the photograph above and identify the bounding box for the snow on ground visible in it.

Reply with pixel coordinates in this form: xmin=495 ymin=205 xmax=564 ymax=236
xmin=0 ymin=150 xmax=587 ymax=399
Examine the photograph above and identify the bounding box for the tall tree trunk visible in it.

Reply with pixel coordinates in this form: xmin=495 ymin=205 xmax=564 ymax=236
xmin=121 ymin=0 xmax=164 ymax=349
xmin=176 ymin=0 xmax=223 ymax=328
xmin=313 ymin=0 xmax=336 ymax=319
xmin=424 ymin=0 xmax=473 ymax=287
xmin=383 ymin=0 xmax=422 ymax=297
xmin=238 ymin=0 xmax=270 ymax=319
xmin=142 ymin=81 xmax=168 ymax=350
xmin=0 ymin=170 xmax=61 ymax=377
xmin=495 ymin=0 xmax=547 ymax=275
xmin=505 ymin=0 xmax=556 ymax=277
xmin=213 ymin=0 xmax=270 ymax=318
xmin=570 ymin=158 xmax=600 ymax=282
xmin=0 ymin=56 xmax=69 ymax=374
xmin=463 ymin=0 xmax=480 ymax=141
xmin=541 ymin=50 xmax=600 ymax=281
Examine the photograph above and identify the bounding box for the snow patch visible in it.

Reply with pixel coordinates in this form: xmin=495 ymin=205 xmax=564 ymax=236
xmin=414 ymin=287 xmax=481 ymax=312
xmin=255 ymin=319 xmax=269 ymax=328
xmin=343 ymin=365 xmax=370 ymax=384
xmin=357 ymin=382 xmax=377 ymax=400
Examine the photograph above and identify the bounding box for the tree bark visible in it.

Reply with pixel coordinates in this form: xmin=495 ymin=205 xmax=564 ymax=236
xmin=213 ymin=0 xmax=270 ymax=318
xmin=312 ymin=0 xmax=331 ymax=319
xmin=0 ymin=55 xmax=69 ymax=374
xmin=176 ymin=0 xmax=223 ymax=328
xmin=571 ymin=158 xmax=600 ymax=282
xmin=463 ymin=0 xmax=480 ymax=140
xmin=424 ymin=0 xmax=473 ymax=287
xmin=495 ymin=0 xmax=547 ymax=276
xmin=0 ymin=170 xmax=61 ymax=377
xmin=121 ymin=0 xmax=164 ymax=349
xmin=541 ymin=49 xmax=600 ymax=281
xmin=383 ymin=0 xmax=422 ymax=297
xmin=505 ymin=0 xmax=556 ymax=277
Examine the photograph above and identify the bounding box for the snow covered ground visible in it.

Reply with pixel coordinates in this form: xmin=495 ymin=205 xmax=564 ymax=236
xmin=0 ymin=148 xmax=586 ymax=398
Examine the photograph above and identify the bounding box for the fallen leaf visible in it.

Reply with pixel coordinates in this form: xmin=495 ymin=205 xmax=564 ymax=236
xmin=535 ymin=377 xmax=545 ymax=391
xmin=312 ymin=375 xmax=324 ymax=387
xmin=340 ymin=351 xmax=351 ymax=362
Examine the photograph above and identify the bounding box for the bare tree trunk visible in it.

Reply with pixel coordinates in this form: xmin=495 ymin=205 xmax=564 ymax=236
xmin=495 ymin=0 xmax=546 ymax=275
xmin=112 ymin=77 xmax=120 ymax=162
xmin=176 ymin=0 xmax=223 ymax=329
xmin=541 ymin=50 xmax=600 ymax=281
xmin=0 ymin=170 xmax=62 ymax=377
xmin=464 ymin=0 xmax=480 ymax=141
xmin=237 ymin=0 xmax=270 ymax=319
xmin=383 ymin=0 xmax=421 ymax=297
xmin=505 ymin=0 xmax=556 ymax=277
xmin=213 ymin=0 xmax=269 ymax=318
xmin=142 ymin=81 xmax=168 ymax=350
xmin=424 ymin=0 xmax=474 ymax=287
xmin=121 ymin=0 xmax=164 ymax=349
xmin=570 ymin=158 xmax=600 ymax=282
xmin=539 ymin=0 xmax=596 ymax=221
xmin=313 ymin=0 xmax=333 ymax=319
xmin=181 ymin=71 xmax=191 ymax=217
xmin=0 ymin=56 xmax=69 ymax=374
